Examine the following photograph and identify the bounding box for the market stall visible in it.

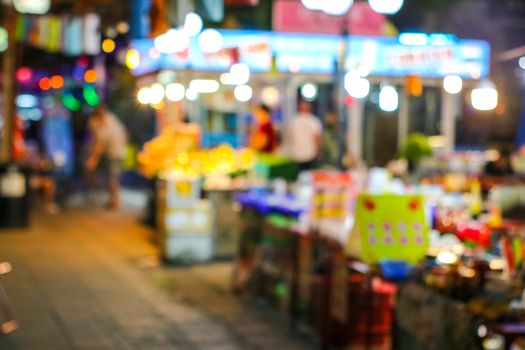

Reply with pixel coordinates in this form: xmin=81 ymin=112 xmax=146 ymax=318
xmin=125 ymin=21 xmax=522 ymax=350
xmin=128 ymin=29 xmax=492 ymax=166
xmin=229 ymin=164 xmax=525 ymax=350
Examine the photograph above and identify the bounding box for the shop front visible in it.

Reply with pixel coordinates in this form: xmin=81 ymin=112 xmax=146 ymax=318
xmin=128 ymin=29 xmax=491 ymax=165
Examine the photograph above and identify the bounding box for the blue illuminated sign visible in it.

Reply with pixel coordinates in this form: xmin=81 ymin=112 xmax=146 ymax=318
xmin=129 ymin=30 xmax=490 ymax=79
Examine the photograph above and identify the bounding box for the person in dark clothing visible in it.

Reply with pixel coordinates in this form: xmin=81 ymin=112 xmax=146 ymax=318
xmin=484 ymin=150 xmax=514 ymax=176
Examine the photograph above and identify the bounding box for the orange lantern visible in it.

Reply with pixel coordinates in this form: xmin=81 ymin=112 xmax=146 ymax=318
xmin=405 ymin=75 xmax=423 ymax=97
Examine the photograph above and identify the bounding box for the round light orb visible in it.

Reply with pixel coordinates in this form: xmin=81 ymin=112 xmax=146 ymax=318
xmin=230 ymin=63 xmax=250 ymax=85
xmin=519 ymin=56 xmax=525 ymax=70
xmin=185 ymin=88 xmax=198 ymax=101
xmin=344 ymin=71 xmax=370 ymax=99
xmin=234 ymin=85 xmax=253 ymax=102
xmin=477 ymin=325 xmax=488 ymax=338
xmin=443 ymin=75 xmax=463 ymax=94
xmin=261 ymin=86 xmax=280 ymax=108
xmin=301 ymin=83 xmax=318 ymax=101
xmin=102 ymin=39 xmax=116 ymax=53
xmin=116 ymin=21 xmax=130 ymax=34
xmin=166 ymin=83 xmax=186 ymax=102
xmin=379 ymin=85 xmax=399 ymax=112
xmin=471 ymin=80 xmax=498 ymax=111
xmin=126 ymin=49 xmax=140 ymax=69
xmin=301 ymin=0 xmax=324 ymax=10
xmin=149 ymin=83 xmax=165 ymax=104
xmin=220 ymin=73 xmax=236 ymax=85
xmin=368 ymin=0 xmax=404 ymax=15
xmin=158 ymin=70 xmax=177 ymax=85
xmin=184 ymin=12 xmax=203 ymax=37
xmin=155 ymin=29 xmax=189 ymax=54
xmin=189 ymin=79 xmax=220 ymax=94
xmin=198 ymin=29 xmax=223 ymax=54
xmin=148 ymin=47 xmax=160 ymax=59
xmin=17 ymin=67 xmax=32 ymax=83
xmin=322 ymin=0 xmax=354 ymax=16
xmin=13 ymin=0 xmax=51 ymax=14
xmin=106 ymin=27 xmax=117 ymax=38
xmin=137 ymin=87 xmax=151 ymax=105
xmin=0 ymin=27 xmax=8 ymax=52
xmin=16 ymin=94 xmax=38 ymax=108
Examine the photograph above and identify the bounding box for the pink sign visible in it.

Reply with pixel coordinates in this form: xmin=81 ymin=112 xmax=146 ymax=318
xmin=273 ymin=0 xmax=386 ymax=36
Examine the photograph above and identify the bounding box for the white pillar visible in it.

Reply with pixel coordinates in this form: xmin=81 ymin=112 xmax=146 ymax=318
xmin=348 ymin=99 xmax=364 ymax=159
xmin=284 ymin=77 xmax=301 ymax=124
xmin=282 ymin=77 xmax=302 ymax=154
xmin=441 ymin=90 xmax=458 ymax=152
xmin=397 ymin=90 xmax=410 ymax=147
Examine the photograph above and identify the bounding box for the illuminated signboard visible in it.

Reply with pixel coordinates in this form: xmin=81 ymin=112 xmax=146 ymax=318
xmin=347 ymin=37 xmax=490 ymax=79
xmin=129 ymin=30 xmax=490 ymax=79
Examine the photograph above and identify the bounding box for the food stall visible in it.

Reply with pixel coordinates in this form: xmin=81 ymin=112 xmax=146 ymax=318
xmin=128 ymin=29 xmax=491 ymax=166
xmin=127 ymin=26 xmax=520 ymax=349
xmin=228 ymin=163 xmax=525 ymax=350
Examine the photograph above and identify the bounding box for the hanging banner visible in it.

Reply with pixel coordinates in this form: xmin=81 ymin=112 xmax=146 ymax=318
xmin=15 ymin=13 xmax=101 ymax=56
xmin=131 ymin=0 xmax=152 ymax=39
xmin=48 ymin=16 xmax=61 ymax=52
xmin=149 ymin=0 xmax=170 ymax=38
xmin=348 ymin=194 xmax=429 ymax=264
xmin=83 ymin=13 xmax=100 ymax=55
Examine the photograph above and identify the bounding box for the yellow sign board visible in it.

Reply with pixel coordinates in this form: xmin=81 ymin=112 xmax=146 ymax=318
xmin=347 ymin=194 xmax=429 ymax=265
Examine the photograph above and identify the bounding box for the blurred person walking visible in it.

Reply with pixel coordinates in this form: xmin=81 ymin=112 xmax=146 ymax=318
xmin=85 ymin=104 xmax=127 ymax=209
xmin=288 ymin=101 xmax=322 ymax=171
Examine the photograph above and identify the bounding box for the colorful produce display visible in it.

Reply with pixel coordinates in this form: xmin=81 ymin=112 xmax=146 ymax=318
xmin=137 ymin=126 xmax=256 ymax=178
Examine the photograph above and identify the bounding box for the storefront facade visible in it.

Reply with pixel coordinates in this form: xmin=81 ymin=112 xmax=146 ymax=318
xmin=129 ymin=29 xmax=491 ymax=165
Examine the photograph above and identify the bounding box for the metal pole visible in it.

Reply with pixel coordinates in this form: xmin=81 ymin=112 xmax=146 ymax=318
xmin=348 ymin=98 xmax=364 ymax=160
xmin=1 ymin=7 xmax=17 ymax=164
xmin=441 ymin=89 xmax=458 ymax=152
xmin=337 ymin=14 xmax=351 ymax=169
xmin=397 ymin=90 xmax=410 ymax=148
xmin=284 ymin=76 xmax=301 ymax=155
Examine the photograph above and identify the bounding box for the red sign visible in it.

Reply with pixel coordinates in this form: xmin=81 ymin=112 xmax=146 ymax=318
xmin=273 ymin=1 xmax=385 ymax=36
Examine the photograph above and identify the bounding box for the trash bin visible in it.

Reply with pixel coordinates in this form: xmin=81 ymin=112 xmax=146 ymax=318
xmin=0 ymin=164 xmax=30 ymax=228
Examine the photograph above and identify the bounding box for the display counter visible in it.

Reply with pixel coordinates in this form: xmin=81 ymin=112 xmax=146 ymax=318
xmin=202 ymin=189 xmax=242 ymax=259
xmin=156 ymin=177 xmax=213 ymax=263
xmin=230 ymin=172 xmax=525 ymax=350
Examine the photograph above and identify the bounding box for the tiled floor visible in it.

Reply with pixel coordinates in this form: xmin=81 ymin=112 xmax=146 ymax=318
xmin=0 ymin=204 xmax=315 ymax=350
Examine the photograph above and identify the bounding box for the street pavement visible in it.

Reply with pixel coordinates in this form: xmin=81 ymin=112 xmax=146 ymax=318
xmin=0 ymin=204 xmax=316 ymax=350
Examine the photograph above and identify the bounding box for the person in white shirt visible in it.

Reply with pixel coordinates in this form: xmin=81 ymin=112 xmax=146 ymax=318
xmin=288 ymin=101 xmax=323 ymax=171
xmin=86 ymin=104 xmax=127 ymax=209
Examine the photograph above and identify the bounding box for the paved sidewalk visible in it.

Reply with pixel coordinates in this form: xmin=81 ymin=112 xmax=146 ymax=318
xmin=0 ymin=208 xmax=316 ymax=350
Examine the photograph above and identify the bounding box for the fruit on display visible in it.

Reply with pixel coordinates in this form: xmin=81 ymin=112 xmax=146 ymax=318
xmin=138 ymin=127 xmax=256 ymax=178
